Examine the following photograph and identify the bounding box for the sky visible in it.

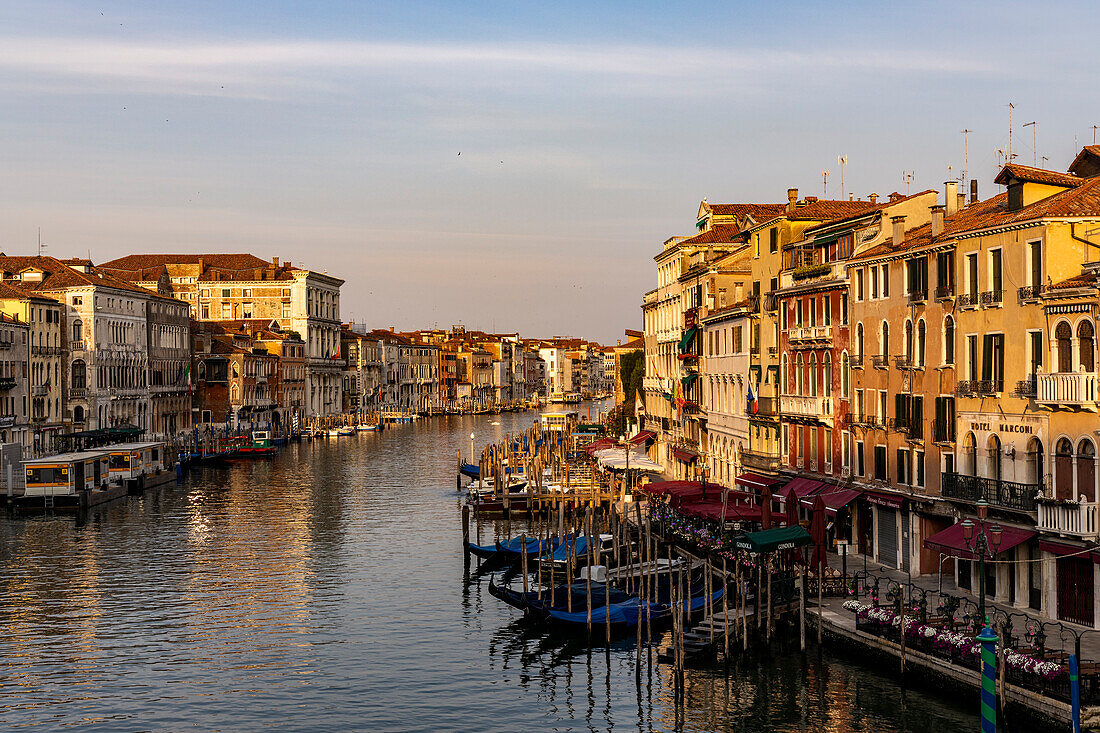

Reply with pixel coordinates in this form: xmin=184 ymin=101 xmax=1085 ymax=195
xmin=0 ymin=1 xmax=1097 ymax=345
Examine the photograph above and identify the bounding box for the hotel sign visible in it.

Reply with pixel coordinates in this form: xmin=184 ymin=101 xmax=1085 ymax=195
xmin=968 ymin=419 xmax=1038 ymax=435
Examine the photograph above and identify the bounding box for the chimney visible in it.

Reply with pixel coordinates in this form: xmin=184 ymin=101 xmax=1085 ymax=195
xmin=970 ymin=178 xmax=979 ymax=204
xmin=891 ymin=215 xmax=906 ymax=247
xmin=272 ymin=256 xmax=279 ymax=267
xmin=957 ymin=192 xmax=967 ymax=211
xmin=198 ymin=257 xmax=205 ymax=272
xmin=787 ymin=188 xmax=798 ymax=213
xmin=889 ymin=192 xmax=903 ymax=202
xmin=869 ymin=193 xmax=878 ymax=204
xmin=849 ymin=194 xmax=854 ymax=201
xmin=930 ymin=204 xmax=945 ymax=237
xmin=945 ymin=180 xmax=958 ymax=216
xmin=390 ymin=326 xmax=395 ymax=332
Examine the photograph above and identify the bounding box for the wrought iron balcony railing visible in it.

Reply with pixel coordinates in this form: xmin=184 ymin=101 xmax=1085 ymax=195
xmin=980 ymin=289 xmax=1004 ymax=306
xmin=934 ymin=284 xmax=955 ymax=300
xmin=941 ymin=472 xmax=1040 ymax=513
xmin=1018 ymin=285 xmax=1042 ymax=303
xmin=957 ymin=293 xmax=978 ymax=308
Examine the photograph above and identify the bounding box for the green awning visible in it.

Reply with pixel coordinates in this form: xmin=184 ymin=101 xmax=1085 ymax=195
xmin=681 ymin=373 xmax=698 ymax=390
xmin=678 ymin=327 xmax=698 ymax=353
xmin=733 ymin=525 xmax=812 ymax=554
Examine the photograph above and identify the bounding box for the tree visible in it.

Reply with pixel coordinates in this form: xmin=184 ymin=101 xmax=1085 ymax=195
xmin=618 ymin=349 xmax=644 ymax=406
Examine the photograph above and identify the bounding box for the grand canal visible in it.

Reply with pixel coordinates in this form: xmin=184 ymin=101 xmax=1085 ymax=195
xmin=0 ymin=409 xmax=979 ymax=731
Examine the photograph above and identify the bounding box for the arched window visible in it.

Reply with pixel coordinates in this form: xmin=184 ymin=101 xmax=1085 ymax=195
xmin=841 ymin=352 xmax=850 ymax=397
xmin=71 ymin=360 xmax=86 ymax=389
xmin=1078 ymin=438 xmax=1096 ymax=502
xmin=987 ymin=434 xmax=1002 ymax=481
xmin=856 ymin=322 xmax=864 ymax=358
xmin=232 ymin=362 xmax=240 ymax=379
xmin=963 ymin=432 xmax=977 ymax=476
xmin=824 ymin=353 xmax=833 ymax=398
xmin=1056 ymin=438 xmax=1074 ymax=500
xmin=72 ymin=320 xmax=82 ymax=344
xmin=943 ymin=315 xmax=955 ymax=365
xmin=904 ymin=319 xmax=914 ymax=359
xmin=1056 ymin=321 xmax=1073 ymax=372
xmin=1078 ymin=321 xmax=1095 ymax=372
xmin=881 ymin=322 xmax=890 ymax=358
xmin=73 ymin=405 xmax=84 ymax=423
xmin=231 ymin=384 xmax=239 ymax=401
xmin=809 ymin=354 xmax=818 ymax=397
xmin=917 ymin=319 xmax=927 ymax=367
xmin=781 ymin=354 xmax=788 ymax=394
xmin=796 ymin=354 xmax=804 ymax=396
xmin=1026 ymin=437 xmax=1044 ymax=489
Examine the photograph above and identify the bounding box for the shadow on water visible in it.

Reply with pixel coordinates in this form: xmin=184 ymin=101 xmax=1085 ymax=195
xmin=0 ymin=406 xmax=979 ymax=732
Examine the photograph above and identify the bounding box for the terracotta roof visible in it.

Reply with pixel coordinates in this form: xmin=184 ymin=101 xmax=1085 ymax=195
xmin=1068 ymin=146 xmax=1100 ymax=178
xmin=100 ymin=253 xmax=299 ymax=283
xmin=851 ymin=194 xmax=1010 ymax=260
xmin=802 ymin=190 xmax=936 ymax=233
xmin=789 ymin=199 xmax=881 ymax=222
xmin=102 ymin=253 xmax=272 ymax=271
xmin=993 ymin=164 xmax=1082 ymax=188
xmin=1049 ymin=271 xmax=1098 ymax=290
xmin=703 ymin=203 xmax=786 ymax=220
xmin=676 ymin=225 xmax=746 ymax=246
xmin=0 ymin=256 xmax=156 ymax=296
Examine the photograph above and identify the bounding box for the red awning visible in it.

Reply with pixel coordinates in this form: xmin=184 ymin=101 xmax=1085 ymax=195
xmin=629 ymin=430 xmax=656 ymax=445
xmin=778 ymin=477 xmax=826 ymax=499
xmin=735 ymin=472 xmax=784 ymax=490
xmin=678 ymin=501 xmax=763 ymax=523
xmin=861 ymin=489 xmax=907 ymax=510
xmin=1039 ymin=540 xmax=1087 ymax=557
xmin=639 ymin=480 xmax=703 ymax=498
xmin=673 ymin=447 xmax=700 ymax=463
xmin=584 ymin=438 xmax=618 ymax=456
xmin=802 ymin=488 xmax=861 ymax=516
xmin=924 ymin=521 xmax=1036 ymax=561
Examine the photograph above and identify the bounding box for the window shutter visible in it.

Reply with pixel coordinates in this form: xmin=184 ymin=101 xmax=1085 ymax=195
xmin=981 ymin=334 xmax=993 ymax=381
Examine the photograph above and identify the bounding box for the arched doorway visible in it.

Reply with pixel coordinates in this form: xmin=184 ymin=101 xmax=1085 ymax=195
xmin=987 ymin=434 xmax=1002 ymax=481
xmin=963 ymin=432 xmax=977 ymax=476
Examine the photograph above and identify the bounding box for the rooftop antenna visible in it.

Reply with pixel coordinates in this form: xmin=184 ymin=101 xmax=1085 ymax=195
xmin=837 ymin=155 xmax=847 ymax=198
xmin=1093 ymin=125 xmax=1099 ymax=145
xmin=1007 ymin=102 xmax=1015 ymax=162
xmin=1022 ymin=121 xmax=1036 ymax=166
xmin=36 ymin=227 xmax=46 ymax=257
xmin=903 ymin=170 xmax=914 ymax=194
xmin=961 ymin=129 xmax=972 ymax=188
xmin=1042 ymin=155 xmax=1050 ymax=167
xmin=822 ymin=170 xmax=829 ymax=197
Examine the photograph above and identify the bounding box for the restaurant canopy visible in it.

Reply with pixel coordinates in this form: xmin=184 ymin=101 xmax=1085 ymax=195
xmin=584 ymin=438 xmax=619 ymax=456
xmin=923 ymin=521 xmax=1036 ymax=561
xmin=777 ymin=477 xmax=826 ymax=499
xmin=735 ymin=472 xmax=785 ymax=491
xmin=673 ymin=447 xmax=700 ymax=463
xmin=733 ymin=525 xmax=812 ymax=554
xmin=678 ymin=501 xmax=763 ymax=522
xmin=628 ymin=430 xmax=656 ymax=445
xmin=801 ymin=487 xmax=861 ymax=516
xmin=594 ymin=449 xmax=663 ymax=472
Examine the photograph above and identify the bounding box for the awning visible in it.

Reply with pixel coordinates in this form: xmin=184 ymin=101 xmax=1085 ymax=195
xmin=778 ymin=477 xmax=826 ymax=500
xmin=673 ymin=447 xmax=700 ymax=463
xmin=681 ymin=373 xmax=699 ymax=390
xmin=802 ymin=488 xmax=861 ymax=516
xmin=861 ymin=489 xmax=906 ymax=510
xmin=628 ymin=430 xmax=656 ymax=445
xmin=584 ymin=438 xmax=619 ymax=456
xmin=1039 ymin=540 xmax=1086 ymax=557
xmin=735 ymin=472 xmax=784 ymax=490
xmin=594 ymin=449 xmax=663 ymax=472
xmin=923 ymin=521 xmax=1036 ymax=561
xmin=679 ymin=501 xmax=763 ymax=523
xmin=639 ymin=480 xmax=705 ymax=498
xmin=678 ymin=327 xmax=698 ymax=353
xmin=734 ymin=525 xmax=812 ymax=554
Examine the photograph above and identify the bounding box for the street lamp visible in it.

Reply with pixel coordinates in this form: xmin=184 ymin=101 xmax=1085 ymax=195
xmin=960 ymin=499 xmax=1003 ymax=628
xmin=836 ymin=539 xmax=850 ymax=591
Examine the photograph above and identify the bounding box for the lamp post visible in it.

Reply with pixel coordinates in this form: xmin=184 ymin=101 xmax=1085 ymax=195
xmin=836 ymin=539 xmax=850 ymax=592
xmin=960 ymin=499 xmax=1004 ymax=628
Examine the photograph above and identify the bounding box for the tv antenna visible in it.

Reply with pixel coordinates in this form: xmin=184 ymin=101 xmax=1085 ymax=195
xmin=902 ymin=170 xmax=914 ymax=194
xmin=1022 ymin=121 xmax=1036 ymax=166
xmin=36 ymin=227 xmax=47 ymax=257
xmin=822 ymin=170 xmax=829 ymax=197
xmin=961 ymin=129 xmax=972 ymax=188
xmin=1007 ymin=102 xmax=1015 ymax=162
xmin=837 ymin=155 xmax=847 ymax=198
xmin=1093 ymin=125 xmax=1100 ymax=145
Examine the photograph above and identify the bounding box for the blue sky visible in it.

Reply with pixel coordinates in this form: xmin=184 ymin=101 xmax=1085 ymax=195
xmin=0 ymin=1 xmax=1096 ymax=344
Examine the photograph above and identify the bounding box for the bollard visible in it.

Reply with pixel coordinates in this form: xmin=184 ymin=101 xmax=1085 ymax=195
xmin=977 ymin=626 xmax=998 ymax=733
xmin=1071 ymin=654 xmax=1082 ymax=733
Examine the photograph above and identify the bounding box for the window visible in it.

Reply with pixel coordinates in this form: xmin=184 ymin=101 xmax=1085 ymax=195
xmin=733 ymin=326 xmax=743 ymax=353
xmin=871 ymin=267 xmax=879 ymax=299
xmin=967 ymin=334 xmax=978 ymax=382
xmin=904 ymin=319 xmax=914 ymax=359
xmin=824 ymin=295 xmax=831 ymax=326
xmin=753 ymin=235 xmax=760 ymax=258
xmin=201 ymin=304 xmax=210 ymax=319
xmin=841 ymin=293 xmax=848 ymax=324
xmin=897 ymin=448 xmax=909 ymax=484
xmin=72 ymin=321 xmax=82 ymax=343
xmin=1028 ymin=330 xmax=1044 ymax=376
xmin=881 ymin=264 xmax=890 ymax=297
xmin=71 ymin=360 xmax=86 ymax=389
xmin=917 ymin=319 xmax=926 ymax=366
xmin=856 ymin=323 xmax=864 ymax=358
xmin=769 ymin=227 xmax=778 ymax=253
xmin=990 ymin=249 xmax=1003 ymax=295
xmin=966 ymin=253 xmax=978 ymax=297
xmin=936 ymin=251 xmax=955 ymax=293
xmin=824 ymin=353 xmax=832 ymax=398
xmin=944 ymin=316 xmax=955 ymax=365
xmin=881 ymin=322 xmax=889 ymax=357
xmin=1079 ymin=320 xmax=1096 ymax=372
xmin=874 ymin=445 xmax=887 ymax=480
xmin=856 ymin=441 xmax=865 ymax=476
xmin=796 ymin=300 xmax=803 ymax=327
xmin=856 ymin=269 xmax=865 ymax=300
xmin=242 ymin=288 xmax=252 ymax=298
xmin=809 ymin=297 xmax=817 ymax=327
xmin=841 ymin=352 xmax=850 ymax=397
xmin=221 ymin=288 xmax=231 ymax=298
xmin=981 ymin=333 xmax=1005 ymax=391
xmin=915 ymin=450 xmax=925 ymax=487
xmin=72 ymin=296 xmax=82 ymax=306
xmin=242 ymin=303 xmax=253 ymax=319
xmin=842 ymin=432 xmax=851 ymax=470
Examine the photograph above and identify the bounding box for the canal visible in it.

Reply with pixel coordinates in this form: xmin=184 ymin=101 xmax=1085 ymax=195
xmin=0 ymin=410 xmax=979 ymax=731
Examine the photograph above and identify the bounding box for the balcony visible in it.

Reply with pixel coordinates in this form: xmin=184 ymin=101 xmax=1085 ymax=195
xmin=31 ymin=385 xmax=48 ymax=396
xmin=752 ymin=396 xmax=778 ymax=418
xmin=907 ymin=288 xmax=927 ymax=304
xmin=941 ymin=472 xmax=1040 ymax=513
xmin=1018 ymin=285 xmax=1042 ymax=304
xmin=957 ymin=292 xmax=978 ymax=309
xmin=788 ymin=325 xmax=833 ymax=347
xmin=1035 ymin=372 xmax=1098 ymax=410
xmin=850 ymin=354 xmax=864 ymax=370
xmin=871 ymin=354 xmax=889 ymax=370
xmin=956 ymin=379 xmax=999 ymax=396
xmin=1038 ymin=500 xmax=1099 ymax=539
xmin=764 ymin=292 xmax=778 ymax=312
xmin=68 ymin=387 xmax=87 ymax=399
xmin=894 ymin=354 xmax=914 ymax=370
xmin=0 ymin=377 xmax=15 ymax=391
xmin=934 ymin=284 xmax=955 ymax=300
xmin=1013 ymin=377 xmax=1037 ymax=399
xmin=0 ymin=340 xmax=11 ymax=351
xmin=980 ymin=289 xmax=1004 ymax=307
xmin=741 ymin=447 xmax=781 ymax=471
xmin=780 ymin=395 xmax=833 ymax=423
xmin=767 ymin=346 xmax=777 ymax=357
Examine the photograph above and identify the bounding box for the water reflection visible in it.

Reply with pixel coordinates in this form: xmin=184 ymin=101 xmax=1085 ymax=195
xmin=0 ymin=408 xmax=977 ymax=731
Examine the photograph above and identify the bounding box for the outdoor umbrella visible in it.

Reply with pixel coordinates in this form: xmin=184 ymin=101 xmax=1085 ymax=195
xmin=760 ymin=487 xmax=772 ymax=530
xmin=809 ymin=495 xmax=828 ymax=572
xmin=785 ymin=489 xmax=804 ymax=565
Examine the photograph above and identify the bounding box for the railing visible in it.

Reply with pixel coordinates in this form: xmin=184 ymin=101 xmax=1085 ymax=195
xmin=957 ymin=292 xmax=978 ymax=308
xmin=0 ymin=340 xmax=12 ymax=350
xmin=0 ymin=377 xmax=15 ymax=391
xmin=747 ymin=294 xmax=761 ymax=314
xmin=741 ymin=447 xmax=781 ymax=471
xmin=31 ymin=345 xmax=63 ymax=356
xmin=956 ymin=380 xmax=975 ymax=396
xmin=934 ymin=283 xmax=954 ymax=300
xmin=975 ymin=379 xmax=999 ymax=395
xmin=31 ymin=385 xmax=48 ymax=396
xmin=1038 ymin=500 xmax=1099 ymax=539
xmin=1036 ymin=372 xmax=1098 ymax=407
xmin=871 ymin=354 xmax=889 ymax=369
xmin=754 ymin=396 xmax=778 ymax=417
xmin=1018 ymin=285 xmax=1042 ymax=303
xmin=980 ymin=289 xmax=1004 ymax=306
xmin=941 ymin=472 xmax=1040 ymax=512
xmin=68 ymin=387 xmax=87 ymax=399
xmin=780 ymin=395 xmax=833 ymax=421
xmin=894 ymin=354 xmax=912 ymax=370
xmin=850 ymin=354 xmax=864 ymax=369
xmin=907 ymin=288 xmax=927 ymax=304
xmin=1014 ymin=377 xmax=1037 ymax=398
xmin=764 ymin=292 xmax=778 ymax=312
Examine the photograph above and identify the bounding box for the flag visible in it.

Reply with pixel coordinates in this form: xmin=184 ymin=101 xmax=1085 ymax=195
xmin=331 ymin=341 xmax=340 ymax=359
xmin=635 ymin=392 xmax=643 ymax=415
xmin=746 ymin=376 xmax=758 ymax=415
xmin=44 ymin=373 xmax=51 ymax=392
xmin=673 ymin=380 xmax=686 ymax=417
xmin=185 ymin=363 xmax=192 ymax=395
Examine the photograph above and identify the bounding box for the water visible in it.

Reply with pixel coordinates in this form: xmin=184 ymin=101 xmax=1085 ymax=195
xmin=0 ymin=410 xmax=978 ymax=731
